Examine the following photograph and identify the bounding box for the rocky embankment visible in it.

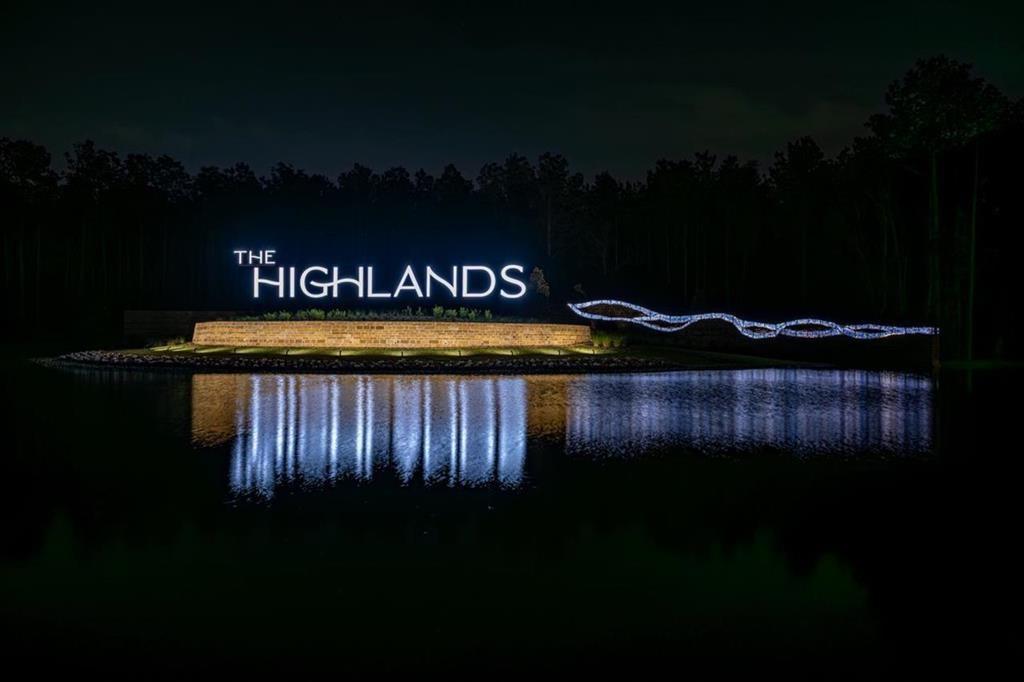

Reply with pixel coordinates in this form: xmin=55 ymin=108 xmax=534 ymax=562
xmin=43 ymin=349 xmax=705 ymax=374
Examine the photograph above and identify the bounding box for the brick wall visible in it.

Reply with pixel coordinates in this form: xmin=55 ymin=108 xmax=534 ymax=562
xmin=192 ymin=320 xmax=592 ymax=348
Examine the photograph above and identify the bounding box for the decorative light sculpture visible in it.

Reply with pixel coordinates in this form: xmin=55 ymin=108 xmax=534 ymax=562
xmin=568 ymin=300 xmax=938 ymax=340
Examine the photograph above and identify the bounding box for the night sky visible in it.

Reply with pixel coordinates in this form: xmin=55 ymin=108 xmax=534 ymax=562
xmin=3 ymin=0 xmax=1022 ymax=178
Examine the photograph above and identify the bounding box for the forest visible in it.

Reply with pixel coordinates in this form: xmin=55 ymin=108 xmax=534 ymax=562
xmin=2 ymin=56 xmax=1023 ymax=359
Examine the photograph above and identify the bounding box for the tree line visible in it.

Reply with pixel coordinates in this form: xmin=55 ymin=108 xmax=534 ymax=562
xmin=2 ymin=56 xmax=1023 ymax=358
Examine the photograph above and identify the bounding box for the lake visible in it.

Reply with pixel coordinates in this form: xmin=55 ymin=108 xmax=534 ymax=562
xmin=0 ymin=361 xmax=1014 ymax=674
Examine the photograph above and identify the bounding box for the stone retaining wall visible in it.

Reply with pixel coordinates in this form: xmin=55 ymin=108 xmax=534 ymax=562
xmin=192 ymin=320 xmax=591 ymax=348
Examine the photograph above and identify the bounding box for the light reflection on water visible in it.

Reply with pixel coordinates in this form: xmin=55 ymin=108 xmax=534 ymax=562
xmin=191 ymin=370 xmax=933 ymax=497
xmin=564 ymin=371 xmax=933 ymax=457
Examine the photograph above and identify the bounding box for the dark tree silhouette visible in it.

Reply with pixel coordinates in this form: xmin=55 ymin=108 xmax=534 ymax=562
xmin=868 ymin=56 xmax=1009 ymax=340
xmin=1 ymin=56 xmax=1021 ymax=359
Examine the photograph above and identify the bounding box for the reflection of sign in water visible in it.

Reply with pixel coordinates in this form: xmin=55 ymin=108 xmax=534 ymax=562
xmin=561 ymin=370 xmax=933 ymax=457
xmin=191 ymin=370 xmax=933 ymax=498
xmin=194 ymin=375 xmax=527 ymax=497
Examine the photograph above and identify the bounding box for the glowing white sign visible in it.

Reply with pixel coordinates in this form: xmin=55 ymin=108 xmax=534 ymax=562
xmin=233 ymin=250 xmax=528 ymax=300
xmin=569 ymin=299 xmax=939 ymax=339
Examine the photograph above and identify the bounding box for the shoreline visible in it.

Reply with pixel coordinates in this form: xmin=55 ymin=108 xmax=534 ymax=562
xmin=38 ymin=348 xmax=819 ymax=375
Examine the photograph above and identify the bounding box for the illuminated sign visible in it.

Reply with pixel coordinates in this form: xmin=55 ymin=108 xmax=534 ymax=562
xmin=234 ymin=250 xmax=528 ymax=300
xmin=569 ymin=299 xmax=939 ymax=339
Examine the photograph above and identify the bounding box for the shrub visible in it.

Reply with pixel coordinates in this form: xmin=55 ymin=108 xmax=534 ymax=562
xmin=591 ymin=330 xmax=628 ymax=349
xmin=239 ymin=307 xmax=534 ymax=323
xmin=294 ymin=308 xmax=326 ymax=321
xmin=529 ymin=266 xmax=551 ymax=298
xmin=147 ymin=336 xmax=185 ymax=348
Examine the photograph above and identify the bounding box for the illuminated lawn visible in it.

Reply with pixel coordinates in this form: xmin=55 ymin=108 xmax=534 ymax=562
xmin=145 ymin=343 xmax=616 ymax=357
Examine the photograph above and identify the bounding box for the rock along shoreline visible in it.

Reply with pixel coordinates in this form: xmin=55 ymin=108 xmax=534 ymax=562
xmin=38 ymin=349 xmax=756 ymax=375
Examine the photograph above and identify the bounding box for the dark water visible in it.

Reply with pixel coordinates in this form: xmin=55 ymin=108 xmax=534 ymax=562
xmin=1 ymin=361 xmax=1017 ymax=674
xmin=205 ymin=371 xmax=934 ymax=497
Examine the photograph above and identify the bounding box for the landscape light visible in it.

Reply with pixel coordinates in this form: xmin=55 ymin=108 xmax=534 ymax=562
xmin=568 ymin=300 xmax=939 ymax=340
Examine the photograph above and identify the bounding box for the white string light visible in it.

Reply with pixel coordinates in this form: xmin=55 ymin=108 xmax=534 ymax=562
xmin=568 ymin=299 xmax=938 ymax=340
